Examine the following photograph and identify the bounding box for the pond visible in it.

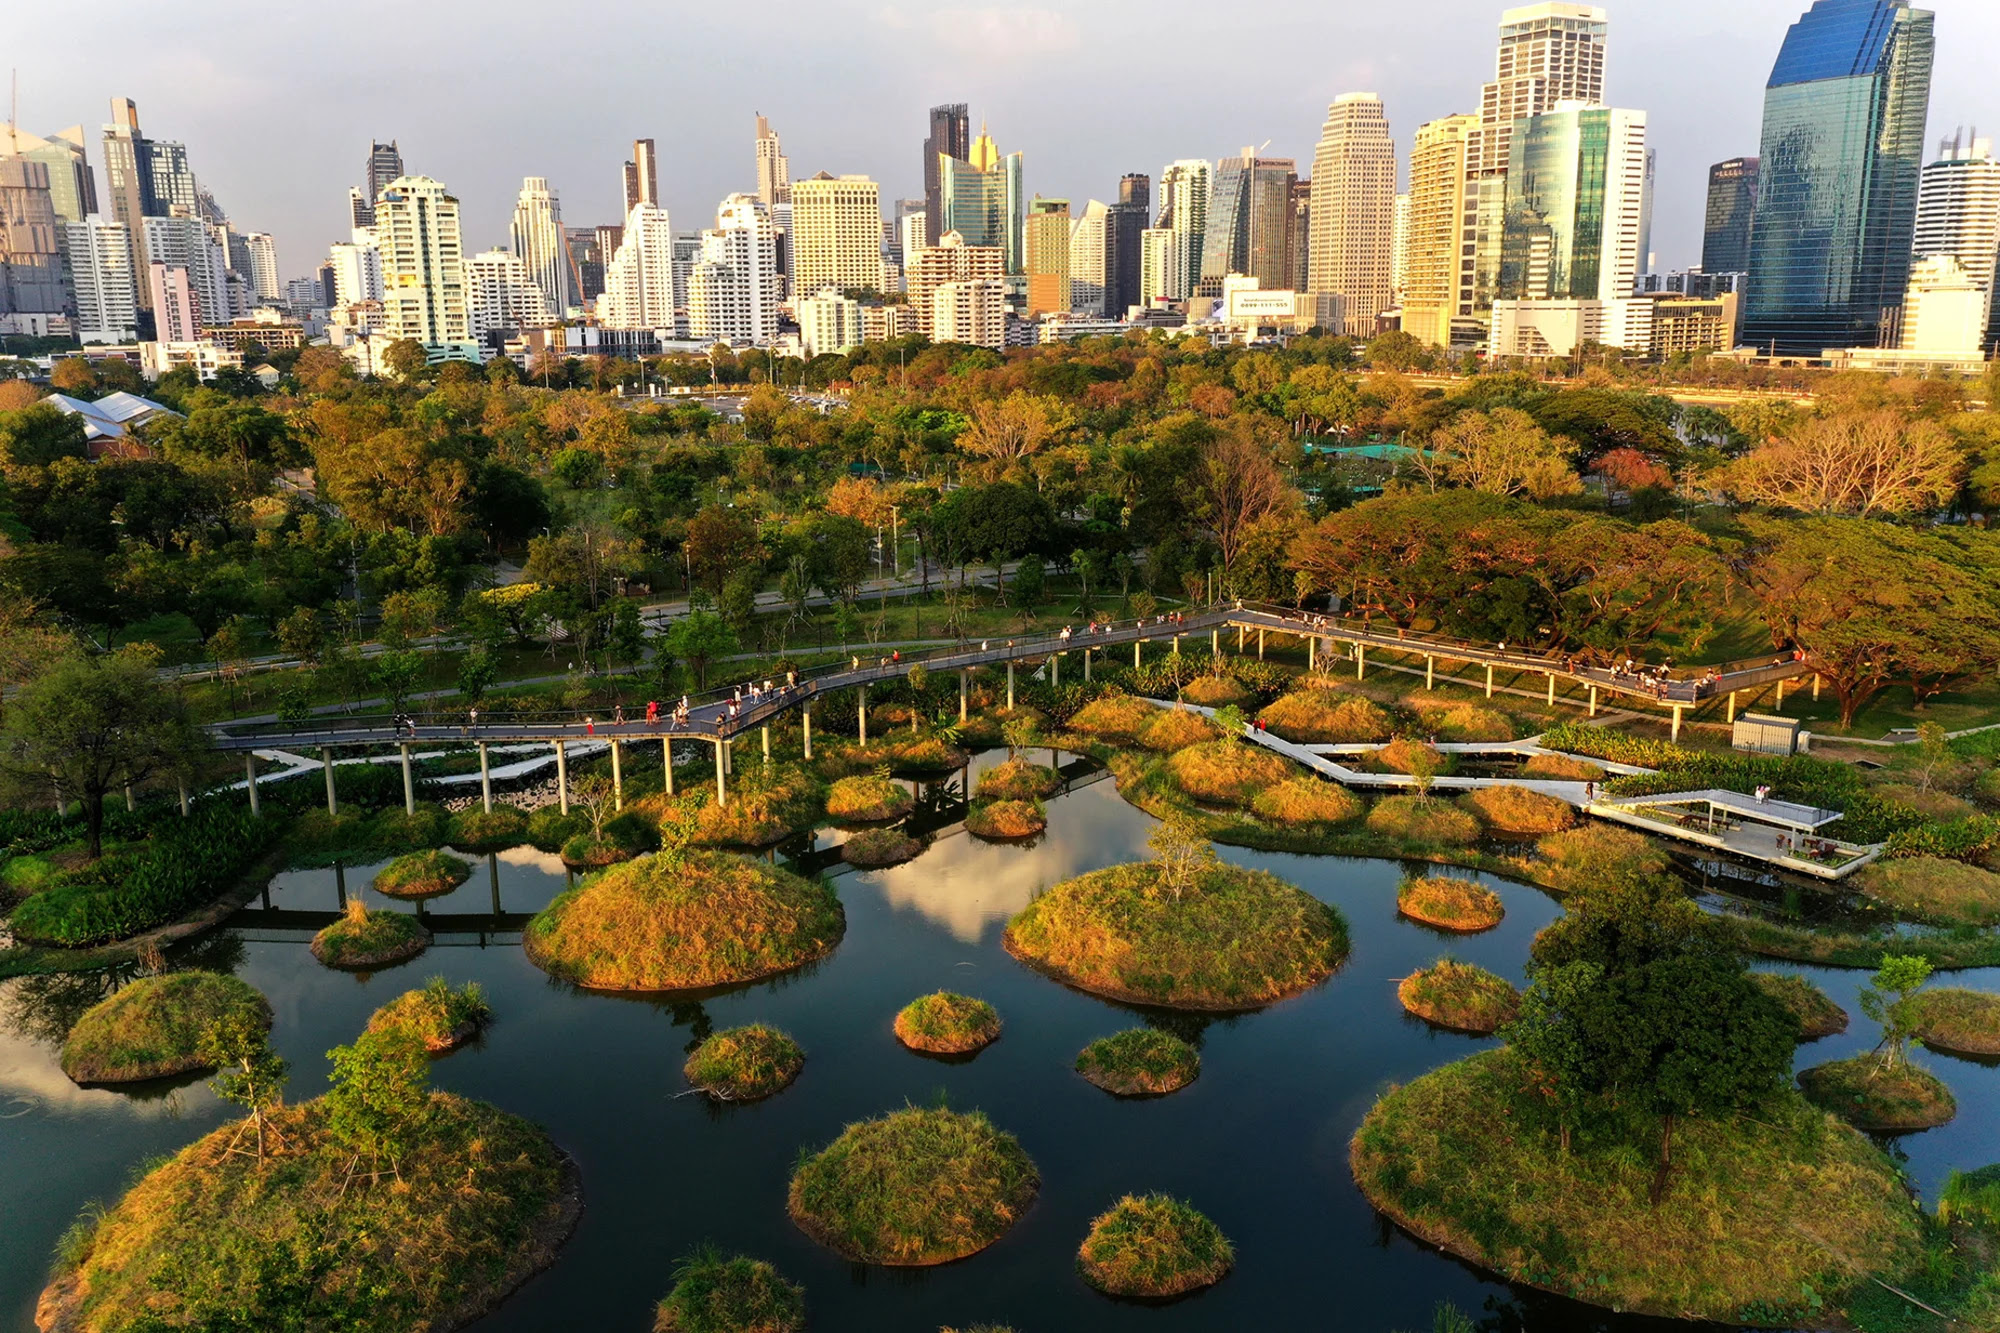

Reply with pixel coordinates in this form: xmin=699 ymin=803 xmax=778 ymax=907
xmin=3 ymin=749 xmax=1997 ymax=1332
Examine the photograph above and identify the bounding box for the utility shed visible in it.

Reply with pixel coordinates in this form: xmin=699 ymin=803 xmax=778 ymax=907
xmin=1734 ymin=713 xmax=1801 ymax=757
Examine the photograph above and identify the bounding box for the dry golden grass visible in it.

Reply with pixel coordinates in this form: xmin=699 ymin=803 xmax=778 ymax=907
xmin=976 ymin=758 xmax=1060 ymax=801
xmin=1521 ymin=753 xmax=1608 ymax=782
xmin=1751 ymin=973 xmax=1849 ymax=1041
xmin=824 ymin=775 xmax=915 ymax=823
xmin=1077 ymin=1195 xmax=1233 ymax=1298
xmin=1397 ymin=876 xmax=1505 ymax=932
xmin=1855 ymin=856 xmax=2000 ymax=928
xmin=372 ymin=850 xmax=472 ymax=898
xmin=1912 ymin=988 xmax=2000 ymax=1057
xmin=1164 ymin=740 xmax=1294 ymax=808
xmin=364 ymin=977 xmax=492 ymax=1053
xmin=1414 ymin=701 xmax=1518 ymax=743
xmin=1181 ymin=674 xmax=1257 ymax=708
xmin=524 ymin=850 xmax=844 ymax=991
xmin=1074 ymin=1029 xmax=1200 ymax=1096
xmin=60 ymin=973 xmax=270 ymax=1085
xmin=1069 ymin=694 xmax=1161 ymax=743
xmin=1799 ymin=1057 xmax=1957 ymax=1131
xmin=1398 ymin=959 xmax=1520 ymax=1033
xmin=843 ymin=829 xmax=924 ymax=868
xmin=1370 ymin=737 xmax=1454 ymax=776
xmin=1257 ymin=690 xmax=1394 ymax=744
xmin=894 ymin=992 xmax=1001 ymax=1054
xmin=1536 ymin=824 xmax=1671 ymax=893
xmin=688 ymin=765 xmax=822 ymax=848
xmin=1871 ymin=782 xmax=1980 ymax=822
xmin=1459 ymin=785 xmax=1576 ymax=835
xmin=1365 ymin=797 xmax=1482 ymax=846
xmin=964 ymin=800 xmax=1047 ymax=840
xmin=1250 ymin=777 xmax=1363 ymax=826
xmin=1139 ymin=707 xmax=1223 ymax=752
xmin=309 ymin=901 xmax=430 ymax=970
xmin=683 ymin=1024 xmax=805 ymax=1101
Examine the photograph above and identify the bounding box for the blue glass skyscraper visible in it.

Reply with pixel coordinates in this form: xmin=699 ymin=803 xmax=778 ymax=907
xmin=1744 ymin=0 xmax=1934 ymax=355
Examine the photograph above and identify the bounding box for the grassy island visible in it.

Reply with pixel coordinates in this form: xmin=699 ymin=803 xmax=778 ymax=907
xmin=1075 ymin=1029 xmax=1200 ymax=1096
xmin=1799 ymin=1056 xmax=1958 ymax=1131
xmin=1139 ymin=707 xmax=1222 ymax=752
xmin=60 ymin=971 xmax=269 ymax=1085
xmin=1398 ymin=960 xmax=1519 ymax=1034
xmin=1751 ymin=973 xmax=1849 ymax=1040
xmin=1249 ymin=777 xmax=1362 ymax=827
xmin=525 ymin=850 xmax=843 ymax=992
xmin=687 ymin=766 xmax=822 ymax=848
xmin=373 ymin=849 xmax=472 ymax=898
xmin=654 ymin=1247 xmax=805 ymax=1333
xmin=1913 ymin=987 xmax=2000 ymax=1057
xmin=445 ymin=805 xmax=530 ymax=852
xmin=561 ymin=829 xmax=640 ymax=868
xmin=1257 ymin=690 xmax=1392 ymax=744
xmin=683 ymin=1024 xmax=805 ymax=1101
xmin=1459 ymin=785 xmax=1575 ymax=835
xmin=842 ymin=829 xmax=925 ymax=868
xmin=976 ymin=758 xmax=1061 ymax=801
xmin=965 ymin=799 xmax=1047 ymax=840
xmin=1350 ymin=1048 xmax=1924 ymax=1321
xmin=1006 ymin=858 xmax=1348 ymax=1010
xmin=788 ymin=1106 xmax=1038 ymax=1266
xmin=1164 ymin=741 xmax=1293 ymax=808
xmin=365 ymin=977 xmax=492 ymax=1053
xmin=310 ymin=901 xmax=431 ymax=970
xmin=1854 ymin=857 xmax=2000 ymax=928
xmin=1077 ymin=1194 xmax=1234 ymax=1299
xmin=824 ymin=775 xmax=914 ymax=823
xmin=1182 ymin=675 xmax=1256 ymax=709
xmin=38 ymin=1093 xmax=578 ymax=1331
xmin=1365 ymin=796 xmax=1482 ymax=846
xmin=895 ymin=992 xmax=1001 ymax=1055
xmin=1521 ymin=753 xmax=1607 ymax=782
xmin=1070 ymin=695 xmax=1161 ymax=744
xmin=1535 ymin=825 xmax=1669 ymax=893
xmin=1397 ymin=876 xmax=1505 ymax=932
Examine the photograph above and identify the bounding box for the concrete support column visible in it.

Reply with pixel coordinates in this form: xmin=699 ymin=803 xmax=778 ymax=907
xmin=1425 ymin=656 xmax=1435 ymax=691
xmin=802 ymin=708 xmax=813 ymax=760
xmin=859 ymin=686 xmax=869 ymax=745
xmin=555 ymin=741 xmax=570 ymax=815
xmin=399 ymin=743 xmax=415 ymax=815
xmin=1308 ymin=636 xmax=1316 ymax=671
xmin=664 ymin=739 xmax=676 ymax=795
xmin=1588 ymin=685 xmax=1599 ymax=718
xmin=324 ymin=748 xmax=339 ymax=816
xmin=1726 ymin=692 xmax=1739 ymax=724
xmin=478 ymin=743 xmax=492 ymax=813
xmin=762 ymin=725 xmax=771 ymax=764
xmin=959 ymin=670 xmax=969 ymax=723
xmin=1084 ymin=649 xmax=1092 ymax=682
xmin=1484 ymin=664 xmax=1495 ymax=699
xmin=1133 ymin=640 xmax=1141 ymax=670
xmin=1173 ymin=634 xmax=1182 ymax=658
xmin=124 ymin=785 xmax=135 ymax=812
xmin=1258 ymin=628 xmax=1266 ymax=659
xmin=1776 ymin=679 xmax=1787 ymax=707
xmin=714 ymin=739 xmax=728 ymax=806
xmin=1813 ymin=674 xmax=1822 ymax=701
xmin=244 ymin=754 xmax=260 ymax=815
xmin=611 ymin=739 xmax=624 ymax=811
xmin=1671 ymin=705 xmax=1685 ymax=743
xmin=1211 ymin=628 xmax=1219 ymax=658
xmin=1237 ymin=625 xmax=1245 ymax=653
xmin=177 ymin=780 xmax=189 ymax=817
xmin=1356 ymin=645 xmax=1366 ymax=681
xmin=1007 ymin=663 xmax=1016 ymax=710
xmin=1546 ymin=674 xmax=1556 ymax=706
xmin=1052 ymin=653 xmax=1060 ymax=688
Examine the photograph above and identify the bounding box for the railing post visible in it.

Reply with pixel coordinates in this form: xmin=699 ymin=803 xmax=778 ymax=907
xmin=555 ymin=740 xmax=569 ymax=814
xmin=611 ymin=739 xmax=624 ymax=810
xmin=244 ymin=753 xmax=260 ymax=815
xmin=324 ymin=747 xmax=339 ymax=816
xmin=400 ymin=743 xmax=415 ymax=815
xmin=715 ymin=738 xmax=728 ymax=806
xmin=479 ymin=742 xmax=492 ymax=813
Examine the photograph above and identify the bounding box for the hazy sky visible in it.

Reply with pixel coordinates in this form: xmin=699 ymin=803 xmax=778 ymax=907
xmin=11 ymin=0 xmax=1996 ymax=283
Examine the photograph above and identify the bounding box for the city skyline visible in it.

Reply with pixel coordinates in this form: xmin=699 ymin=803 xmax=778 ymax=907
xmin=10 ymin=0 xmax=1998 ymax=290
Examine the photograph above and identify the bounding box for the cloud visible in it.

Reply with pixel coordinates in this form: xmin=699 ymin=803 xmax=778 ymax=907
xmin=877 ymin=4 xmax=1082 ymax=61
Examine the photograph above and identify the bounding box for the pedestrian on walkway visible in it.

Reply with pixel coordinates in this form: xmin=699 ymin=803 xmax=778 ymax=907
xmin=614 ymin=704 xmax=625 ymax=726
xmin=646 ymin=700 xmax=659 ymax=725
xmin=466 ymin=707 xmax=478 ymax=736
xmin=585 ymin=716 xmax=596 ymax=736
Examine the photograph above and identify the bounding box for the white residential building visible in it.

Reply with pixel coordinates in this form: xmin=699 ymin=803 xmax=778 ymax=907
xmin=790 ymin=173 xmax=885 ymax=298
xmin=148 ymin=262 xmax=201 ymax=342
xmin=1157 ymin=160 xmax=1211 ymax=299
xmin=689 ymin=193 xmax=779 ymax=346
xmin=141 ymin=215 xmax=227 ymax=330
xmin=466 ymin=249 xmax=550 ymax=342
xmin=598 ymin=202 xmax=677 ymax=331
xmin=1911 ymin=134 xmax=2000 ymax=346
xmin=1902 ymin=254 xmax=1989 ymax=356
xmin=1068 ymin=200 xmax=1109 ymax=316
xmin=931 ymin=278 xmax=1006 ymax=349
xmin=242 ymin=232 xmax=280 ymax=302
xmin=1307 ymin=92 xmax=1398 ymax=336
xmin=510 ymin=176 xmax=575 ymax=318
xmin=1140 ymin=227 xmax=1188 ymax=306
xmin=374 ymin=175 xmax=477 ymax=362
xmin=60 ymin=214 xmax=137 ymax=343
xmin=327 ymin=240 xmax=383 ymax=306
xmin=797 ymin=288 xmax=864 ymax=356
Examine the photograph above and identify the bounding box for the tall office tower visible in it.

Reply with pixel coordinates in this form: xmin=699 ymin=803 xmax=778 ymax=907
xmin=907 ymin=230 xmax=1004 ymax=336
xmin=754 ymin=115 xmax=791 ymax=207
xmin=101 ymin=99 xmax=156 ymax=300
xmin=1701 ymin=157 xmax=1759 ymax=275
xmin=1402 ymin=114 xmax=1479 ymax=347
xmin=599 ymin=203 xmax=677 ymax=330
xmin=1068 ymin=201 xmax=1109 ymax=315
xmin=148 ymin=262 xmax=201 ymax=341
xmin=8 ymin=128 xmax=95 ymax=222
xmin=146 ymin=140 xmax=201 ymax=220
xmin=939 ymin=125 xmax=1025 ymax=273
xmin=1292 ymin=179 xmax=1313 ymax=294
xmin=1156 ymin=160 xmax=1211 ymax=297
xmin=1200 ymin=151 xmax=1298 ymax=295
xmin=1105 ymin=199 xmax=1148 ymax=317
xmin=327 ymin=239 xmax=384 ymax=305
xmin=1140 ymin=226 xmax=1189 ymax=305
xmin=1497 ymin=105 xmax=1649 ymax=303
xmin=1745 ymin=0 xmax=1933 ymax=354
xmin=1911 ymin=132 xmax=2000 ymax=345
xmin=357 ymin=141 xmax=402 ymax=226
xmin=374 ymin=175 xmax=475 ymax=361
xmin=791 ymin=172 xmax=885 ymax=297
xmin=349 ymin=187 xmax=374 ymax=232
xmin=142 ymin=217 xmax=227 ymax=329
xmin=689 ymin=193 xmax=780 ymax=346
xmin=60 ymin=216 xmax=137 ymax=343
xmin=466 ymin=249 xmax=550 ymax=342
xmin=671 ymin=231 xmax=701 ymax=331
xmin=243 ymin=232 xmax=280 ymax=302
xmin=627 ymin=139 xmax=659 ymax=214
xmin=1390 ymin=193 xmax=1411 ymax=301
xmin=1307 ymin=93 xmax=1397 ymax=334
xmin=923 ymin=103 xmax=970 ymax=246
xmin=1468 ymin=4 xmax=1610 ymax=314
xmin=1025 ymin=197 xmax=1072 ymax=315
xmin=510 ymin=177 xmax=575 ymax=316
xmin=0 ymin=157 xmax=69 ymax=324
xmin=565 ymin=227 xmax=606 ymax=302
xmin=1119 ymin=174 xmax=1151 ymax=213
xmin=888 ymin=198 xmax=924 ymax=267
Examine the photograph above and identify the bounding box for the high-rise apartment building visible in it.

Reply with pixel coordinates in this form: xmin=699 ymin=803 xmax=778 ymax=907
xmin=1402 ymin=114 xmax=1480 ymax=347
xmin=755 ymin=115 xmax=791 ymax=207
xmin=1156 ymin=160 xmax=1210 ymax=301
xmin=1744 ymin=0 xmax=1934 ymax=354
xmin=374 ymin=175 xmax=476 ymax=361
xmin=1308 ymin=92 xmax=1398 ymax=335
xmin=923 ymin=104 xmax=970 ymax=247
xmin=1105 ymin=196 xmax=1148 ymax=318
xmin=566 ymin=227 xmax=607 ymax=303
xmin=147 ymin=139 xmax=200 ymax=221
xmin=908 ymin=230 xmax=1004 ymax=337
xmin=101 ymin=99 xmax=156 ymax=303
xmin=1702 ymin=157 xmax=1760 ymax=275
xmin=364 ymin=141 xmax=403 ymax=213
xmin=932 ymin=278 xmax=1006 ymax=349
xmin=466 ymin=249 xmax=550 ymax=342
xmin=510 ymin=177 xmax=574 ymax=316
xmin=791 ymin=173 xmax=884 ymax=297
xmin=8 ymin=128 xmax=95 ymax=222
xmin=142 ymin=216 xmax=227 ymax=330
xmin=1201 ymin=151 xmax=1298 ymax=295
xmin=690 ymin=194 xmax=780 ymax=346
xmin=623 ymin=139 xmax=659 ymax=215
xmin=1025 ymin=197 xmax=1071 ymax=315
xmin=0 ymin=157 xmax=69 ymax=325
xmin=1140 ymin=226 xmax=1189 ymax=306
xmin=1391 ymin=193 xmax=1411 ymax=302
xmin=327 ymin=239 xmax=384 ymax=306
xmin=1498 ymin=105 xmax=1649 ymax=303
xmin=939 ymin=125 xmax=1025 ymax=274
xmin=61 ymin=215 xmax=137 ymax=343
xmin=1119 ymin=175 xmax=1150 ymax=213
xmin=148 ymin=261 xmax=201 ymax=342
xmin=1069 ymin=202 xmax=1109 ymax=316
xmin=798 ymin=289 xmax=865 ymax=356
xmin=599 ymin=203 xmax=677 ymax=331
xmin=242 ymin=232 xmax=280 ymax=303
xmin=1910 ymin=132 xmax=2000 ymax=346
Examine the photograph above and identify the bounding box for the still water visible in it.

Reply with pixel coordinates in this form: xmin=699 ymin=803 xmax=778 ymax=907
xmin=3 ymin=751 xmax=1997 ymax=1332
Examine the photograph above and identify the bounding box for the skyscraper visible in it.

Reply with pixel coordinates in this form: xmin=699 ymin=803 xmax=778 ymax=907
xmin=939 ymin=125 xmax=1025 ymax=274
xmin=624 ymin=139 xmax=659 ymax=215
xmin=923 ymin=104 xmax=970 ymax=247
xmin=327 ymin=240 xmax=384 ymax=306
xmin=7 ymin=127 xmax=95 ymax=223
xmin=60 ymin=215 xmax=137 ymax=344
xmin=355 ymin=140 xmax=401 ymax=227
xmin=1744 ymin=0 xmax=1934 ymax=354
xmin=755 ymin=115 xmax=790 ymax=207
xmin=1390 ymin=193 xmax=1412 ymax=302
xmin=1156 ymin=160 xmax=1211 ymax=300
xmin=1105 ymin=194 xmax=1148 ymax=317
xmin=1140 ymin=227 xmax=1188 ymax=306
xmin=0 ymin=157 xmax=69 ymax=327
xmin=510 ymin=177 xmax=574 ymax=317
xmin=243 ymin=232 xmax=280 ymax=303
xmin=1201 ymin=151 xmax=1297 ymax=295
xmin=142 ymin=216 xmax=227 ymax=330
xmin=374 ymin=175 xmax=475 ymax=362
xmin=1702 ymin=157 xmax=1760 ymax=276
xmin=599 ymin=203 xmax=676 ymax=331
xmin=907 ymin=230 xmax=1004 ymax=337
xmin=1497 ymin=105 xmax=1649 ymax=303
xmin=690 ymin=194 xmax=780 ymax=346
xmin=791 ymin=173 xmax=885 ymax=297
xmin=1308 ymin=92 xmax=1398 ymax=335
xmin=466 ymin=249 xmax=550 ymax=342
xmin=1911 ymin=132 xmax=2000 ymax=346
xmin=1025 ymin=197 xmax=1071 ymax=315
xmin=1069 ymin=201 xmax=1109 ymax=316
xmin=1119 ymin=174 xmax=1151 ymax=213
xmin=101 ymin=99 xmax=157 ymax=304
xmin=149 ymin=261 xmax=202 ymax=342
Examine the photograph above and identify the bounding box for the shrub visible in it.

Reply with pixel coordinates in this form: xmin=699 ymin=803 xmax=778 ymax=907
xmin=976 ymin=758 xmax=1060 ymax=801
xmin=1884 ymin=814 xmax=2000 ymax=864
xmin=1940 ymin=1165 xmax=2000 ymax=1230
xmin=825 ymin=775 xmax=914 ymax=823
xmin=1521 ymin=753 xmax=1606 ymax=782
xmin=1459 ymin=785 xmax=1576 ymax=834
xmin=445 ymin=805 xmax=529 ymax=851
xmin=1075 ymin=1029 xmax=1199 ymax=1096
xmin=683 ymin=1025 xmax=805 ymax=1101
xmin=1397 ymin=876 xmax=1504 ymax=932
xmin=311 ymin=900 xmax=430 ymax=969
xmin=1536 ymin=824 xmax=1670 ymax=893
xmin=1077 ymin=1195 xmax=1234 ymax=1299
xmin=527 ymin=807 xmax=587 ymax=852
xmin=964 ymin=800 xmax=1046 ymax=840
xmin=1398 ymin=959 xmax=1520 ymax=1034
xmin=1139 ymin=707 xmax=1223 ymax=752
xmin=1182 ymin=675 xmax=1257 ymax=709
xmin=895 ymin=992 xmax=1001 ymax=1054
xmin=1751 ymin=973 xmax=1849 ymax=1041
xmin=1258 ymin=690 xmax=1394 ymax=744
xmin=560 ymin=832 xmax=637 ymax=868
xmin=1415 ymin=702 xmax=1518 ymax=743
xmin=1540 ymin=722 xmax=1691 ymax=768
xmin=60 ymin=972 xmax=270 ymax=1084
xmin=1069 ymin=694 xmax=1161 ymax=743
xmin=1854 ymin=856 xmax=2000 ymax=927
xmin=366 ymin=977 xmax=492 ymax=1053
xmin=1365 ymin=797 xmax=1482 ymax=846
xmin=788 ymin=1107 xmax=1039 ymax=1265
xmin=373 ymin=850 xmax=472 ymax=898
xmin=843 ymin=829 xmax=924 ymax=868
xmin=1370 ymin=737 xmax=1456 ymax=777
xmin=654 ymin=1247 xmax=805 ymax=1333
xmin=1165 ymin=740 xmax=1293 ymax=807
xmin=366 ymin=805 xmax=451 ymax=855
xmin=882 ymin=735 xmax=970 ymax=775
xmin=1250 ymin=777 xmax=1363 ymax=826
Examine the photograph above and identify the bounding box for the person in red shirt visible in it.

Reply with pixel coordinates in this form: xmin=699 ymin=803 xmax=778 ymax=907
xmin=646 ymin=700 xmax=659 ymax=725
